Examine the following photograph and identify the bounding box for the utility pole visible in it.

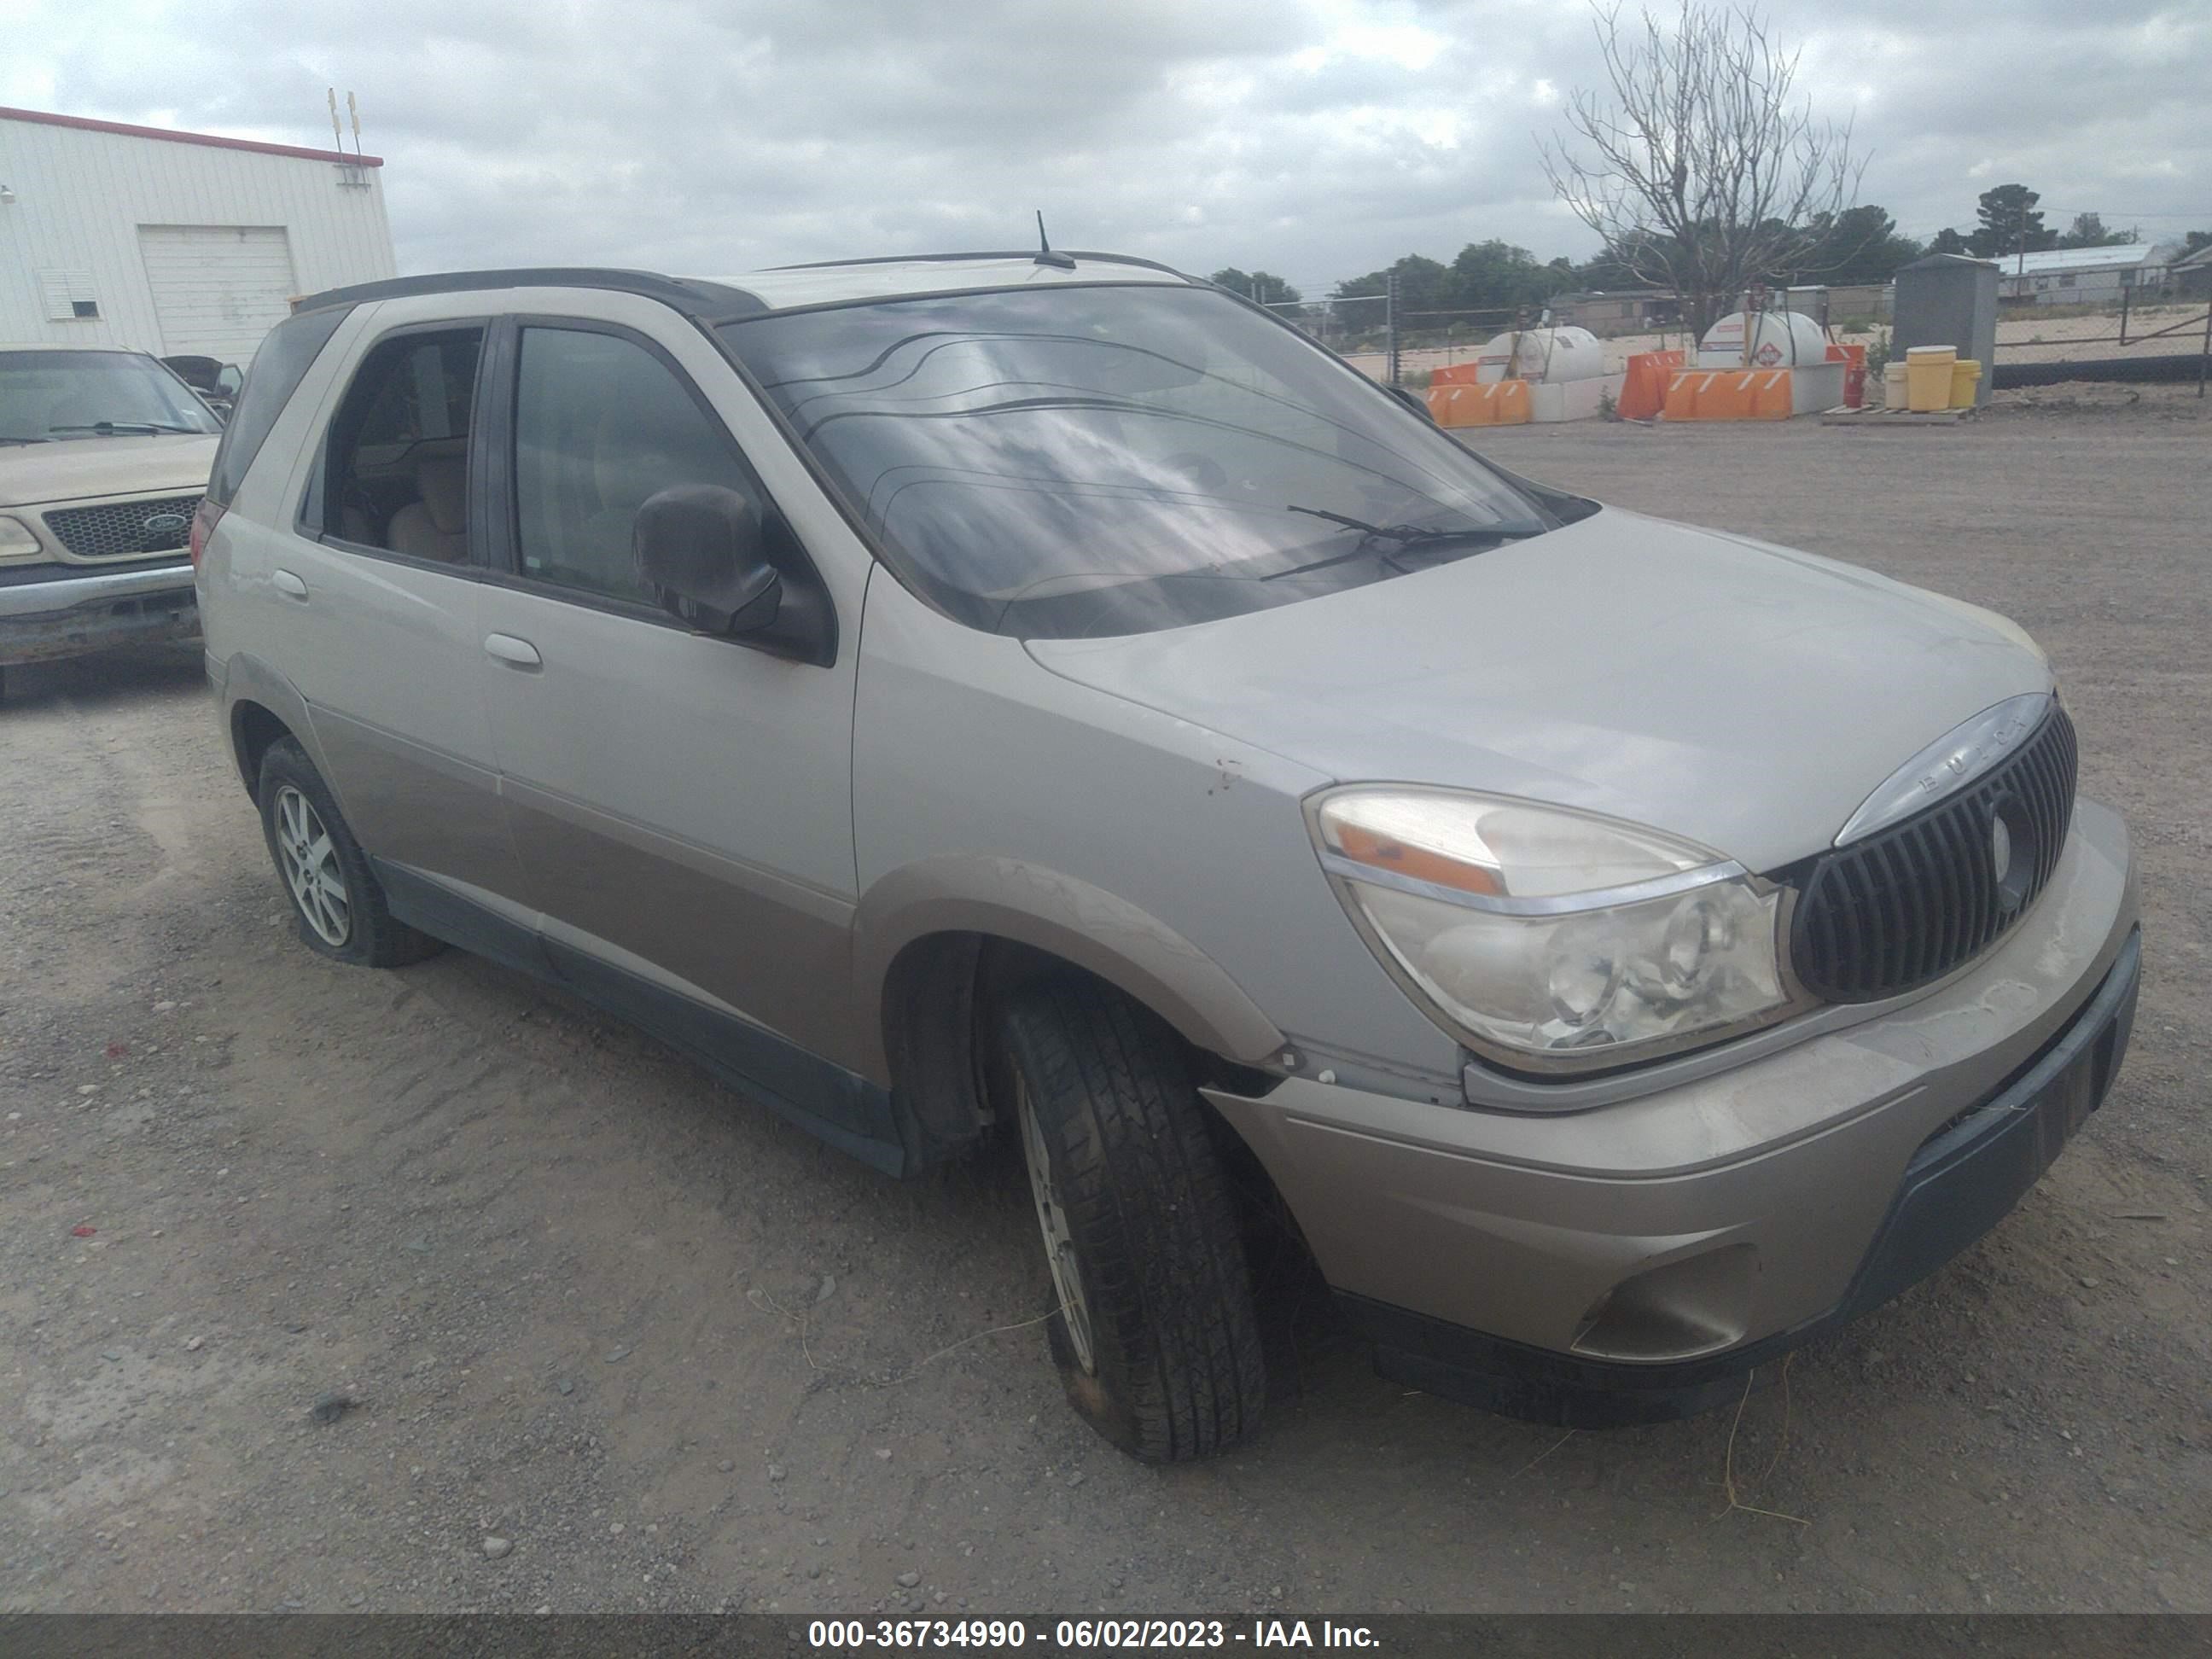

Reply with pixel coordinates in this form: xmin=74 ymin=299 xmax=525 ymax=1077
xmin=1385 ymin=271 xmax=1401 ymax=387
xmin=2199 ymin=298 xmax=2209 ymax=399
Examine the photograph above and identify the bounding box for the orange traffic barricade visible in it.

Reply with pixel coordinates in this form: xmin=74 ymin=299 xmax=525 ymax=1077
xmin=1427 ymin=380 xmax=1531 ymax=428
xmin=1662 ymin=369 xmax=1792 ymax=422
xmin=1662 ymin=370 xmax=1707 ymax=421
xmin=1617 ymin=349 xmax=1685 ymax=420
xmin=1429 ymin=362 xmax=1483 ymax=387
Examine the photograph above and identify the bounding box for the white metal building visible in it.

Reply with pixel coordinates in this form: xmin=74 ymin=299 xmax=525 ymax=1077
xmin=1994 ymin=242 xmax=2181 ymax=306
xmin=0 ymin=106 xmax=397 ymax=363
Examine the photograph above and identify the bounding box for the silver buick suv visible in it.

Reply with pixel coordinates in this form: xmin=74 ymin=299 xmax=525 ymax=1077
xmin=195 ymin=253 xmax=2139 ymax=1461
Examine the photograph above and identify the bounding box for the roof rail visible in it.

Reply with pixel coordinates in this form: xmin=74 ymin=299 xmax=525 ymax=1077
xmin=292 ymin=268 xmax=767 ymax=321
xmin=763 ymin=249 xmax=1192 ymax=281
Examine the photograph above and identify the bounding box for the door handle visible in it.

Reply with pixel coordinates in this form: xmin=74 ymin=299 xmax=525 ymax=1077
xmin=271 ymin=568 xmax=308 ymax=600
xmin=483 ymin=632 xmax=543 ymax=669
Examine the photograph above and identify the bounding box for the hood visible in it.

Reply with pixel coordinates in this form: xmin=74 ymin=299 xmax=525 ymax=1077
xmin=1024 ymin=509 xmax=2055 ymax=875
xmin=0 ymin=433 xmax=220 ymax=509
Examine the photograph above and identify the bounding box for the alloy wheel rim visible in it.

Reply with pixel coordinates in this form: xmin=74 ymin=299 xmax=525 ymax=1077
xmin=274 ymin=785 xmax=351 ymax=947
xmin=1016 ymin=1077 xmax=1097 ymax=1375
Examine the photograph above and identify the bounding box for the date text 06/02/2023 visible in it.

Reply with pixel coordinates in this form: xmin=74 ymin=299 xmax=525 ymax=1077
xmin=805 ymin=1618 xmax=1383 ymax=1649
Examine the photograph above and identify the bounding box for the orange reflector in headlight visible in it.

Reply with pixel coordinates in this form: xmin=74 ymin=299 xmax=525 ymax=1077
xmin=1330 ymin=821 xmax=1505 ymax=896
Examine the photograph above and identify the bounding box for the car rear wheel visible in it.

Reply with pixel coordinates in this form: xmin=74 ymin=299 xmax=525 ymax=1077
xmin=257 ymin=737 xmax=441 ymax=969
xmin=993 ymin=977 xmax=1266 ymax=1462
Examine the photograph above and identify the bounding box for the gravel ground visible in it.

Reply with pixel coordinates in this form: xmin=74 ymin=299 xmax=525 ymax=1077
xmin=1 ymin=394 xmax=2206 ymax=1615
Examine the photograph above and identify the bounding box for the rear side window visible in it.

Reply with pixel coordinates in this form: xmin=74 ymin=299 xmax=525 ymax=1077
xmin=313 ymin=327 xmax=486 ymax=564
xmin=206 ymin=306 xmax=350 ymax=507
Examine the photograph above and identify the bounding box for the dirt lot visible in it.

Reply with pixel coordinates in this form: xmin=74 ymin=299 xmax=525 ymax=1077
xmin=2 ymin=395 xmax=2207 ymax=1615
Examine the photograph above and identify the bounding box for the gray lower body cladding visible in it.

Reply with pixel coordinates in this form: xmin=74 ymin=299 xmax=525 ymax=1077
xmin=1203 ymin=800 xmax=2137 ymax=1413
xmin=1347 ymin=927 xmax=2139 ymax=1426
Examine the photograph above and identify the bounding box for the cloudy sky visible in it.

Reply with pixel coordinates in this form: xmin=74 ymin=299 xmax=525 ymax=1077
xmin=5 ymin=0 xmax=2207 ymax=290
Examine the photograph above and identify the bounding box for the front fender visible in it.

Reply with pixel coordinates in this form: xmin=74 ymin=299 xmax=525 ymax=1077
xmin=850 ymin=854 xmax=1287 ymax=1082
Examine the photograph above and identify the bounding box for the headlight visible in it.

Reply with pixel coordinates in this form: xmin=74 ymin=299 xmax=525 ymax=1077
xmin=1309 ymin=788 xmax=1803 ymax=1075
xmin=0 ymin=515 xmax=45 ymax=563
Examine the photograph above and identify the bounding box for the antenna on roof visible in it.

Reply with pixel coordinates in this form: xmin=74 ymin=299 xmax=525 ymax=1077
xmin=327 ymin=88 xmax=343 ymax=152
xmin=346 ymin=90 xmax=362 ymax=156
xmin=1033 ymin=211 xmax=1076 ymax=271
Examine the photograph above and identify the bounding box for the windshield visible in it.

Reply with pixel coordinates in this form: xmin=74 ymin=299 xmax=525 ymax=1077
xmin=720 ymin=285 xmax=1557 ymax=638
xmin=0 ymin=350 xmax=223 ymax=444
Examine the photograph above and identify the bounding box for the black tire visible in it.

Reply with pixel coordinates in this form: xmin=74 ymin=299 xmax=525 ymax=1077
xmin=257 ymin=736 xmax=442 ymax=969
xmin=993 ymin=977 xmax=1266 ymax=1462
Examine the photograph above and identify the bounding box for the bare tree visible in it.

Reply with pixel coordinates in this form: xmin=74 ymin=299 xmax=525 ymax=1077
xmin=1539 ymin=3 xmax=1862 ymax=341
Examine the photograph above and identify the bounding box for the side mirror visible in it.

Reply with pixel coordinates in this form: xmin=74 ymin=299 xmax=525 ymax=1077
xmin=636 ymin=484 xmax=781 ymax=637
xmin=216 ymin=364 xmax=243 ymax=397
xmin=1387 ymin=382 xmax=1437 ymax=423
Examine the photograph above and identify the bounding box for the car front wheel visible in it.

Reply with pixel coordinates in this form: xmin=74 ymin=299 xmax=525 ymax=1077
xmin=993 ymin=978 xmax=1266 ymax=1462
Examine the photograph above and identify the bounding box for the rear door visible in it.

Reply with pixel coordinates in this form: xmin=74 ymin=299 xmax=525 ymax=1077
xmin=242 ymin=300 xmax=530 ymax=947
xmin=470 ymin=291 xmax=866 ymax=1068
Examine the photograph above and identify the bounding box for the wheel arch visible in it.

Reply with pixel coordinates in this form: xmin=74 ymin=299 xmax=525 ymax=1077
xmin=218 ymin=653 xmax=322 ymax=797
xmin=857 ymin=857 xmax=1287 ymax=1157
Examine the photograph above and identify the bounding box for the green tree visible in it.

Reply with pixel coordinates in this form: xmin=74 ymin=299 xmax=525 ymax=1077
xmin=1928 ymin=226 xmax=1970 ymax=256
xmin=1575 ymin=230 xmax=1674 ymax=290
xmin=1334 ymin=254 xmax=1454 ymax=315
xmin=2186 ymin=230 xmax=2212 ymax=255
xmin=1794 ymin=203 xmax=1921 ymax=282
xmin=1208 ymin=268 xmax=1302 ymax=308
xmin=1449 ymin=240 xmax=1575 ymax=311
xmin=1967 ymin=184 xmax=2057 ymax=260
xmin=2057 ymin=212 xmax=2136 ymax=248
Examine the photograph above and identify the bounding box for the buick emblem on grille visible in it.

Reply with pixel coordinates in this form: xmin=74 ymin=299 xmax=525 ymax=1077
xmin=1793 ymin=708 xmax=2075 ymax=1003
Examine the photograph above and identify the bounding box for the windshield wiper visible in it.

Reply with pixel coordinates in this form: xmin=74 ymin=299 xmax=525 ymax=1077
xmin=1284 ymin=504 xmax=1464 ymax=544
xmin=1 ymin=435 xmax=53 ymax=445
xmin=47 ymin=421 xmax=202 ymax=436
xmin=1264 ymin=506 xmax=1546 ymax=582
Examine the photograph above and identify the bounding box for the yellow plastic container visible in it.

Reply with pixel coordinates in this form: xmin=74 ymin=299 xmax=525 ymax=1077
xmin=1906 ymin=345 xmax=1956 ymax=413
xmin=1950 ymin=358 xmax=1982 ymax=409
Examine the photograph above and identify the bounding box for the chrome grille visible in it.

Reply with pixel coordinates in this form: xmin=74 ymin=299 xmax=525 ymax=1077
xmin=42 ymin=494 xmax=204 ymax=560
xmin=1792 ymin=707 xmax=2077 ymax=1002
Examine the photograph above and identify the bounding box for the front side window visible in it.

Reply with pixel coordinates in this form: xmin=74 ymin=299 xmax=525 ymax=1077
xmin=317 ymin=327 xmax=484 ymax=563
xmin=721 ymin=284 xmax=1557 ymax=638
xmin=511 ymin=328 xmax=759 ymax=605
xmin=0 ymin=350 xmax=223 ymax=445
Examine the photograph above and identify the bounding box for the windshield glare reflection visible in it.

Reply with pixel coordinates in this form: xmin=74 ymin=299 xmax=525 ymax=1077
xmin=0 ymin=350 xmax=221 ymax=443
xmin=725 ymin=285 xmax=1553 ymax=638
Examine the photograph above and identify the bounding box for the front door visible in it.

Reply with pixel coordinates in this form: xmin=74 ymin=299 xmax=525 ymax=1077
xmin=471 ymin=300 xmax=866 ymax=1073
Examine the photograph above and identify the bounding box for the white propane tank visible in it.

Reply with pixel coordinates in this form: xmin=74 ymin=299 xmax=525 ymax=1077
xmin=1473 ymin=326 xmax=1607 ymax=384
xmin=1696 ymin=309 xmax=1831 ymax=370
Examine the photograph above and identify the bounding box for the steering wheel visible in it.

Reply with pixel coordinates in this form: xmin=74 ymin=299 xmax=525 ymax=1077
xmin=1162 ymin=451 xmax=1231 ymax=495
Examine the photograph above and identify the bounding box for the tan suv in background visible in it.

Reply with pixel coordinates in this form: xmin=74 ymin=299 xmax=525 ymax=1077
xmin=0 ymin=343 xmax=223 ymax=697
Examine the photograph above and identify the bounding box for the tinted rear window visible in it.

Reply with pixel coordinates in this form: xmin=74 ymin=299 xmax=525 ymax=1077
xmin=206 ymin=306 xmax=352 ymax=506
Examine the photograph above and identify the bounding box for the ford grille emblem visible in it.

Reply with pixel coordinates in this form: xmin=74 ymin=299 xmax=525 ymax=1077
xmin=142 ymin=512 xmax=189 ymax=536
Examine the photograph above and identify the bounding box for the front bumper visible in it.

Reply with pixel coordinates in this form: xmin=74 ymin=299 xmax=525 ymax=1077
xmin=0 ymin=562 xmax=199 ymax=666
xmin=1204 ymin=797 xmax=2139 ymax=1424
